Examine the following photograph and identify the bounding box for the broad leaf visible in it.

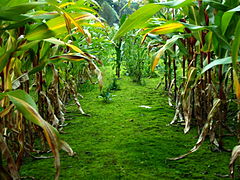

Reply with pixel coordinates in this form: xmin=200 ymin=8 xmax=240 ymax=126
xmin=0 ymin=2 xmax=47 ymax=21
xmin=25 ymin=24 xmax=56 ymax=41
xmin=221 ymin=5 xmax=240 ymax=35
xmin=201 ymin=57 xmax=240 ymax=73
xmin=152 ymin=35 xmax=183 ymax=71
xmin=114 ymin=0 xmax=195 ymax=39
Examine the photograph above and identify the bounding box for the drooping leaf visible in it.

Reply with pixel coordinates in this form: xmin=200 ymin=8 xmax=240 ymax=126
xmin=201 ymin=57 xmax=240 ymax=74
xmin=152 ymin=35 xmax=183 ymax=71
xmin=113 ymin=4 xmax=163 ymax=40
xmin=230 ymin=145 xmax=240 ymax=178
xmin=169 ymin=99 xmax=221 ymax=160
xmin=114 ymin=1 xmax=195 ymax=40
xmin=142 ymin=22 xmax=184 ymax=44
xmin=0 ymin=2 xmax=47 ymax=21
xmin=184 ymin=67 xmax=197 ymax=97
xmin=50 ymin=54 xmax=86 ymax=62
xmin=0 ymin=104 xmax=14 ymax=118
xmin=233 ymin=70 xmax=240 ymax=100
xmin=221 ymin=5 xmax=240 ymax=35
xmin=1 ymin=90 xmax=74 ymax=179
xmin=0 ymin=90 xmax=37 ymax=111
xmin=25 ymin=24 xmax=56 ymax=41
xmin=0 ymin=48 xmax=11 ymax=74
xmin=232 ymin=19 xmax=240 ymax=70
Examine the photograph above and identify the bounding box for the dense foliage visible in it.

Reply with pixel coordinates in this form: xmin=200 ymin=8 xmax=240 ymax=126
xmin=0 ymin=0 xmax=240 ymax=179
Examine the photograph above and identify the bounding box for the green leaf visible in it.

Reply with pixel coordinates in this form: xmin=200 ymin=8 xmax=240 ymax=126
xmin=0 ymin=2 xmax=47 ymax=21
xmin=29 ymin=62 xmax=47 ymax=76
xmin=232 ymin=19 xmax=240 ymax=70
xmin=45 ymin=65 xmax=54 ymax=88
xmin=44 ymin=38 xmax=65 ymax=46
xmin=0 ymin=90 xmax=38 ymax=111
xmin=18 ymin=40 xmax=40 ymax=50
xmin=25 ymin=24 xmax=56 ymax=41
xmin=159 ymin=0 xmax=194 ymax=8
xmin=113 ymin=0 xmax=195 ymax=40
xmin=221 ymin=5 xmax=240 ymax=35
xmin=1 ymin=89 xmax=74 ymax=179
xmin=113 ymin=4 xmax=163 ymax=40
xmin=203 ymin=0 xmax=228 ymax=11
xmin=201 ymin=57 xmax=240 ymax=74
xmin=152 ymin=35 xmax=183 ymax=71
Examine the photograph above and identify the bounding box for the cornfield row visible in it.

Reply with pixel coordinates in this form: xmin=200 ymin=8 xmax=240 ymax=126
xmin=0 ymin=0 xmax=240 ymax=179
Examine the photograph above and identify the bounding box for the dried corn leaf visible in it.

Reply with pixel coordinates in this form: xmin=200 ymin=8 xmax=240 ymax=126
xmin=230 ymin=145 xmax=240 ymax=178
xmin=169 ymin=99 xmax=221 ymax=160
xmin=40 ymin=91 xmax=59 ymax=127
xmin=0 ymin=134 xmax=20 ymax=179
xmin=0 ymin=90 xmax=74 ymax=180
xmin=0 ymin=104 xmax=14 ymax=118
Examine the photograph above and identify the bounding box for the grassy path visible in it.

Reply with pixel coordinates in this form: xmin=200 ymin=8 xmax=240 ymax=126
xmin=21 ymin=75 xmax=231 ymax=179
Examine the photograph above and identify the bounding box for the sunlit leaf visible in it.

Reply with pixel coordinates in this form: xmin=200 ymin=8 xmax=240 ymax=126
xmin=114 ymin=0 xmax=194 ymax=39
xmin=151 ymin=35 xmax=183 ymax=71
xmin=0 ymin=2 xmax=47 ymax=21
xmin=201 ymin=57 xmax=240 ymax=74
xmin=233 ymin=70 xmax=240 ymax=100
xmin=25 ymin=24 xmax=56 ymax=41
xmin=221 ymin=5 xmax=240 ymax=35
xmin=58 ymin=2 xmax=75 ymax=8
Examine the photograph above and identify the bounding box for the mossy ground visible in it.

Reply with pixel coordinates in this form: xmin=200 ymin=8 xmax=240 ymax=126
xmin=20 ymin=68 xmax=234 ymax=179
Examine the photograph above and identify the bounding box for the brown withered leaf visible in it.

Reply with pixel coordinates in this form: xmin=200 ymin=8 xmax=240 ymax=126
xmin=169 ymin=99 xmax=221 ymax=160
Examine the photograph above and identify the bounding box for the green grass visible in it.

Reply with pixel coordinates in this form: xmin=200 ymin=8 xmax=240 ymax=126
xmin=20 ymin=68 xmax=235 ymax=179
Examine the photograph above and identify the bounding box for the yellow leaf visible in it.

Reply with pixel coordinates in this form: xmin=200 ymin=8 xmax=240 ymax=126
xmin=63 ymin=12 xmax=85 ymax=35
xmin=150 ymin=23 xmax=184 ymax=34
xmin=233 ymin=70 xmax=240 ymax=99
xmin=58 ymin=2 xmax=75 ymax=8
xmin=66 ymin=43 xmax=84 ymax=54
xmin=151 ymin=47 xmax=164 ymax=71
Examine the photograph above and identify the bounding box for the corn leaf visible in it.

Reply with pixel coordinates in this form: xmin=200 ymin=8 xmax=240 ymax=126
xmin=113 ymin=4 xmax=163 ymax=40
xmin=0 ymin=90 xmax=37 ymax=111
xmin=169 ymin=99 xmax=221 ymax=160
xmin=26 ymin=12 xmax=101 ymax=41
xmin=233 ymin=70 xmax=240 ymax=100
xmin=1 ymin=90 xmax=74 ymax=179
xmin=25 ymin=24 xmax=56 ymax=41
xmin=232 ymin=19 xmax=240 ymax=71
xmin=201 ymin=57 xmax=240 ymax=74
xmin=0 ymin=48 xmax=12 ymax=74
xmin=232 ymin=19 xmax=240 ymax=99
xmin=221 ymin=5 xmax=240 ymax=35
xmin=0 ymin=134 xmax=20 ymax=179
xmin=0 ymin=2 xmax=47 ymax=21
xmin=152 ymin=35 xmax=183 ymax=71
xmin=114 ymin=0 xmax=194 ymax=40
xmin=230 ymin=145 xmax=240 ymax=178
xmin=50 ymin=54 xmax=86 ymax=62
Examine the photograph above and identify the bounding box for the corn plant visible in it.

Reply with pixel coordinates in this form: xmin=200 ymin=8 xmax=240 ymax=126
xmin=114 ymin=0 xmax=240 ymax=177
xmin=0 ymin=0 xmax=103 ymax=179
